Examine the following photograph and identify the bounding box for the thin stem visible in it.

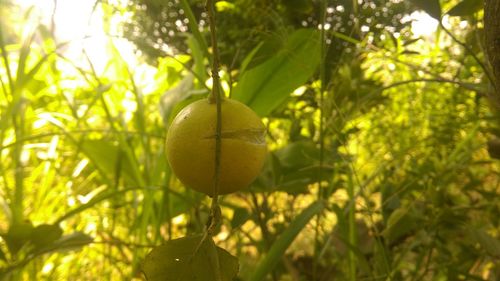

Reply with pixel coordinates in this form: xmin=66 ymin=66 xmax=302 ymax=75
xmin=205 ymin=0 xmax=222 ymax=236
xmin=347 ymin=170 xmax=357 ymax=281
xmin=204 ymin=5 xmax=224 ymax=281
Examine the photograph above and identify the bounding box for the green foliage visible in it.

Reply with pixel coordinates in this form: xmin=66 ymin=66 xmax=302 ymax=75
xmin=233 ymin=29 xmax=321 ymax=116
xmin=118 ymin=0 xmax=414 ymax=69
xmin=0 ymin=0 xmax=499 ymax=280
xmin=447 ymin=0 xmax=483 ymax=17
xmin=249 ymin=201 xmax=324 ymax=281
xmin=142 ymin=235 xmax=238 ymax=281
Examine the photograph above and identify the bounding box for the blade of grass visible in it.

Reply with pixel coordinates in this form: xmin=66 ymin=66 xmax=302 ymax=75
xmin=54 ymin=187 xmax=141 ymax=224
xmin=347 ymin=170 xmax=357 ymax=281
xmin=0 ymin=22 xmax=14 ymax=92
xmin=12 ymin=103 xmax=25 ymax=225
xmin=249 ymin=201 xmax=325 ymax=281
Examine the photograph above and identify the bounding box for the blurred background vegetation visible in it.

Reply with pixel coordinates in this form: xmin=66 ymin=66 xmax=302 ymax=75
xmin=0 ymin=0 xmax=499 ymax=280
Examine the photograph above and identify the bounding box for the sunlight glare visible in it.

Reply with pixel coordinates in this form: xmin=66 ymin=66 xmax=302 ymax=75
xmin=402 ymin=11 xmax=439 ymax=37
xmin=41 ymin=262 xmax=54 ymax=274
xmin=16 ymin=0 xmax=139 ymax=74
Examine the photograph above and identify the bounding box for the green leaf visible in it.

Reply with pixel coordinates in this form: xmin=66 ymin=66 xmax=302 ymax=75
xmin=447 ymin=0 xmax=482 ymax=17
xmin=231 ymin=208 xmax=251 ymax=229
xmin=271 ymin=141 xmax=332 ymax=194
xmin=3 ymin=220 xmax=33 ymax=255
xmin=410 ymin=0 xmax=442 ymax=19
xmin=276 ymin=141 xmax=320 ymax=170
xmin=178 ymin=0 xmax=210 ymax=63
xmin=30 ymin=224 xmax=63 ymax=249
xmin=187 ymin=35 xmax=208 ymax=87
xmin=159 ymin=74 xmax=195 ymax=125
xmin=278 ymin=166 xmax=332 ymax=195
xmin=251 ymin=153 xmax=282 ymax=192
xmin=51 ymin=232 xmax=93 ymax=252
xmin=249 ymin=201 xmax=324 ymax=281
xmin=80 ymin=139 xmax=139 ymax=186
xmin=233 ymin=29 xmax=320 ymax=116
xmin=238 ymin=42 xmax=264 ymax=75
xmin=467 ymin=229 xmax=500 ymax=258
xmin=0 ymin=248 xmax=5 ymax=263
xmin=55 ymin=187 xmax=141 ymax=224
xmin=381 ymin=207 xmax=420 ymax=244
xmin=142 ymin=235 xmax=239 ymax=281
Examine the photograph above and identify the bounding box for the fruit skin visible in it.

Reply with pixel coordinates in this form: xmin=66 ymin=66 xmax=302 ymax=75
xmin=166 ymin=98 xmax=267 ymax=196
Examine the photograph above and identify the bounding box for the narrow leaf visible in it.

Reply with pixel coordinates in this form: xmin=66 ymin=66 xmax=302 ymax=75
xmin=179 ymin=0 xmax=210 ymax=63
xmin=249 ymin=201 xmax=324 ymax=281
xmin=50 ymin=232 xmax=94 ymax=252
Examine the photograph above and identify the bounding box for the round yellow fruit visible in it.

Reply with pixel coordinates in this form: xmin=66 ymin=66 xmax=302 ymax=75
xmin=166 ymin=98 xmax=267 ymax=196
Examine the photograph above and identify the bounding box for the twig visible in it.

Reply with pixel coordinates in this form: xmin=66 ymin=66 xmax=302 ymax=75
xmin=205 ymin=0 xmax=223 ymax=235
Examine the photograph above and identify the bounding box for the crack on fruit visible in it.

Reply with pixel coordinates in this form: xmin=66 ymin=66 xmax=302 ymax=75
xmin=204 ymin=128 xmax=266 ymax=145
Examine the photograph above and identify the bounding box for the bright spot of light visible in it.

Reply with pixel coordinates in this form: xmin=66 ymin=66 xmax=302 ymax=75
xmin=172 ymin=214 xmax=186 ymax=225
xmin=402 ymin=11 xmax=439 ymax=38
xmin=42 ymin=262 xmax=54 ymax=274
xmin=216 ymin=230 xmax=229 ymax=241
xmin=15 ymin=0 xmax=139 ymax=74
xmin=292 ymin=86 xmax=307 ymax=96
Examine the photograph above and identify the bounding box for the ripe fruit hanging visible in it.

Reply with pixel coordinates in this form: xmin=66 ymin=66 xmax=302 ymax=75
xmin=166 ymin=98 xmax=267 ymax=196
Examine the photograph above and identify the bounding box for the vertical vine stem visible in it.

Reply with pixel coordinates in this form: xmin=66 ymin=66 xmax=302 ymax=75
xmin=205 ymin=0 xmax=223 ymax=235
xmin=202 ymin=1 xmax=223 ymax=280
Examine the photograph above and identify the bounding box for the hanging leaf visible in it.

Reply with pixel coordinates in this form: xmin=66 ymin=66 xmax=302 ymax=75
xmin=142 ymin=235 xmax=239 ymax=281
xmin=233 ymin=29 xmax=320 ymax=116
xmin=409 ymin=0 xmax=442 ymax=19
xmin=447 ymin=0 xmax=482 ymax=17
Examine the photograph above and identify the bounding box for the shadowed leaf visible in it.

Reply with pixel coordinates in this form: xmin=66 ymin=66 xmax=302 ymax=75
xmin=142 ymin=235 xmax=239 ymax=281
xmin=448 ymin=0 xmax=482 ymax=17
